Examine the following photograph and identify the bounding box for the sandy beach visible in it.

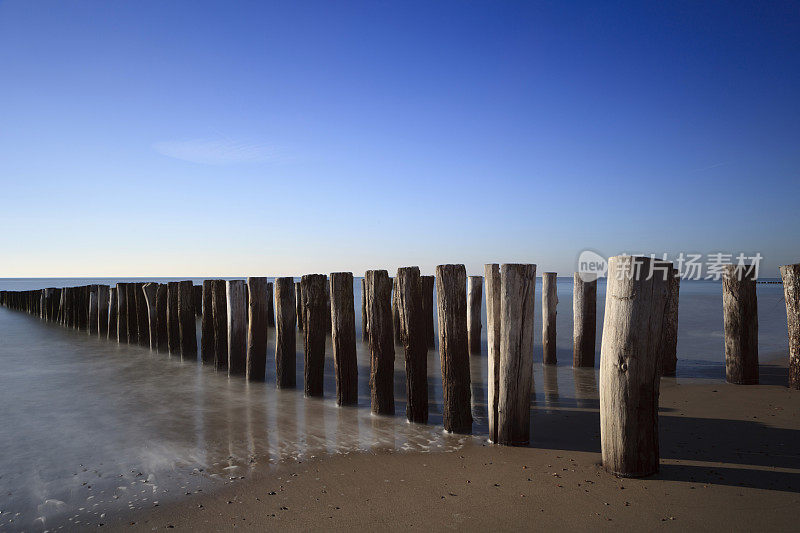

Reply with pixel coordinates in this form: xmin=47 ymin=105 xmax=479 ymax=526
xmin=101 ymin=359 xmax=800 ymax=532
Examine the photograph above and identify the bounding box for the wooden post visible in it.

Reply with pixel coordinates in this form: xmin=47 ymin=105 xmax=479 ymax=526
xmin=267 ymin=281 xmax=275 ymax=327
xmin=660 ymin=267 xmax=680 ymax=376
xmin=275 ymin=277 xmax=297 ymax=388
xmin=365 ymin=269 xmax=394 ymax=415
xmin=723 ymin=264 xmax=759 ymax=384
xmin=226 ymin=280 xmax=247 ymax=375
xmin=123 ymin=284 xmax=135 ymax=342
xmin=600 ymin=256 xmax=669 ymax=477
xmin=485 ymin=264 xmax=501 ymax=442
xmin=421 ymin=275 xmax=436 ymax=349
xmin=136 ymin=283 xmax=150 ymax=347
xmin=361 ymin=277 xmax=368 ymax=342
xmin=108 ymin=287 xmax=118 ymax=340
xmin=201 ymin=280 xmax=215 ymax=364
xmin=88 ymin=285 xmax=99 ymax=335
xmin=211 ymin=279 xmax=228 ymax=370
xmin=573 ymin=273 xmax=597 ymax=367
xmin=142 ymin=282 xmax=159 ymax=350
xmin=116 ymin=283 xmax=127 ymax=342
xmin=435 ymin=264 xmax=472 ymax=433
xmin=97 ymin=285 xmax=109 ymax=337
xmin=780 ymin=263 xmax=800 ymax=389
xmin=396 ymin=266 xmax=427 ymax=423
xmin=330 ymin=272 xmax=358 ymax=405
xmin=542 ymin=272 xmax=558 ymax=365
xmin=193 ymin=284 xmax=202 ymax=317
xmin=295 ymin=281 xmax=304 ymax=331
xmin=177 ymin=281 xmax=197 ymax=358
xmin=496 ymin=264 xmax=536 ymax=445
xmin=392 ymin=276 xmax=401 ymax=344
xmin=166 ymin=281 xmax=180 ymax=355
xmin=155 ymin=283 xmax=168 ymax=352
xmin=246 ymin=277 xmax=268 ymax=381
xmin=301 ymin=274 xmax=326 ymax=397
xmin=467 ymin=276 xmax=482 ymax=354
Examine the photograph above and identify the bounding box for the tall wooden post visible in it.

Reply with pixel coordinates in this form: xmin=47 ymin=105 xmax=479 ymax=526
xmin=485 ymin=264 xmax=501 ymax=442
xmin=88 ymin=285 xmax=99 ymax=335
xmin=166 ymin=281 xmax=180 ymax=355
xmin=211 ymin=279 xmax=228 ymax=370
xmin=155 ymin=283 xmax=168 ymax=352
xmin=302 ymin=274 xmax=327 ymax=397
xmin=136 ymin=283 xmax=150 ymax=347
xmin=177 ymin=281 xmax=197 ymax=358
xmin=467 ymin=276 xmax=482 ymax=354
xmin=246 ymin=277 xmax=268 ymax=381
xmin=267 ymin=281 xmax=275 ymax=327
xmin=295 ymin=281 xmax=304 ymax=331
xmin=421 ymin=275 xmax=436 ymax=349
xmin=330 ymin=272 xmax=358 ymax=405
xmin=542 ymin=272 xmax=558 ymax=365
xmin=365 ymin=270 xmax=394 ymax=415
xmin=723 ymin=264 xmax=759 ymax=384
xmin=361 ymin=277 xmax=368 ymax=342
xmin=142 ymin=282 xmax=159 ymax=350
xmin=275 ymin=277 xmax=297 ymax=388
xmin=201 ymin=280 xmax=215 ymax=363
xmin=435 ymin=264 xmax=472 ymax=433
xmin=324 ymin=279 xmax=332 ymax=332
xmin=97 ymin=285 xmax=109 ymax=337
xmin=573 ymin=274 xmax=597 ymax=367
xmin=397 ymin=266 xmax=427 ymax=423
xmin=392 ymin=276 xmax=401 ymax=344
xmin=108 ymin=287 xmax=118 ymax=340
xmin=496 ymin=264 xmax=536 ymax=445
xmin=780 ymin=263 xmax=800 ymax=389
xmin=660 ymin=267 xmax=680 ymax=376
xmin=116 ymin=283 xmax=128 ymax=343
xmin=600 ymin=256 xmax=669 ymax=477
xmin=226 ymin=280 xmax=248 ymax=375
xmin=193 ymin=284 xmax=202 ymax=317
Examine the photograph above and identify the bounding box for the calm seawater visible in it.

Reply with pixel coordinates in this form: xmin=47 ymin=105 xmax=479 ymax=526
xmin=0 ymin=277 xmax=789 ymax=530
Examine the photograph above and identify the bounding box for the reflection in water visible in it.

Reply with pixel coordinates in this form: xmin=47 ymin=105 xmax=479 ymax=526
xmin=543 ymin=364 xmax=560 ymax=408
xmin=572 ymin=367 xmax=599 ymax=408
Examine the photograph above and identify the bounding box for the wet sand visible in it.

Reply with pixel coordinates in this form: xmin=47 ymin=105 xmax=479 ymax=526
xmin=107 ymin=360 xmax=800 ymax=531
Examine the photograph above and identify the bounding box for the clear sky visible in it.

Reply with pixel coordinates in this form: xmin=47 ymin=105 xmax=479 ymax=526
xmin=1 ymin=1 xmax=798 ymax=277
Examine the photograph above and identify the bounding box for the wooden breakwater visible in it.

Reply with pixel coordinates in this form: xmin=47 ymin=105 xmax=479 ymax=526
xmin=2 ymin=259 xmax=789 ymax=478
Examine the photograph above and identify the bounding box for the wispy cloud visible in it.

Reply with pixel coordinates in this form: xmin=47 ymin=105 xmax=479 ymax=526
xmin=153 ymin=138 xmax=281 ymax=165
xmin=690 ymin=161 xmax=733 ymax=173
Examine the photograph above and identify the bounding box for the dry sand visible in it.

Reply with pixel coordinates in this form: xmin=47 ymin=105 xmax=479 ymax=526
xmin=108 ymin=360 xmax=800 ymax=531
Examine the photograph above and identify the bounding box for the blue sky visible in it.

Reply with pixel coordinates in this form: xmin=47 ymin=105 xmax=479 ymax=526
xmin=1 ymin=1 xmax=798 ymax=277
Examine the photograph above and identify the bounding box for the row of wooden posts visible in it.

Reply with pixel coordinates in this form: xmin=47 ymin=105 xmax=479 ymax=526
xmin=2 ymin=259 xmax=799 ymax=477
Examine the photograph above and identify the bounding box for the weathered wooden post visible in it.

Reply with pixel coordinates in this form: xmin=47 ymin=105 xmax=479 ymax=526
xmin=116 ymin=283 xmax=127 ymax=342
xmin=396 ymin=266 xmax=427 ymax=423
xmin=467 ymin=276 xmax=482 ymax=354
xmin=123 ymin=284 xmax=136 ymax=342
xmin=108 ymin=287 xmax=118 ymax=340
xmin=421 ymin=275 xmax=436 ymax=349
xmin=155 ymin=283 xmax=168 ymax=352
xmin=781 ymin=263 xmax=800 ymax=389
xmin=295 ymin=281 xmax=304 ymax=331
xmin=600 ymin=255 xmax=669 ymax=477
xmin=392 ymin=276 xmax=401 ymax=344
xmin=177 ymin=281 xmax=197 ymax=358
xmin=226 ymin=280 xmax=248 ymax=375
xmin=330 ymin=272 xmax=358 ymax=405
xmin=302 ymin=274 xmax=327 ymax=396
xmin=361 ymin=277 xmax=368 ymax=342
xmin=193 ymin=284 xmax=202 ymax=317
xmin=166 ymin=281 xmax=180 ymax=354
xmin=436 ymin=264 xmax=472 ymax=433
xmin=542 ymin=272 xmax=558 ymax=365
xmin=267 ymin=281 xmax=275 ymax=327
xmin=246 ymin=277 xmax=268 ymax=381
xmin=365 ymin=269 xmax=394 ymax=415
xmin=275 ymin=277 xmax=297 ymax=388
xmin=97 ymin=285 xmax=109 ymax=337
xmin=573 ymin=273 xmax=597 ymax=367
xmin=485 ymin=264 xmax=501 ymax=442
xmin=496 ymin=263 xmax=537 ymax=445
xmin=211 ymin=279 xmax=228 ymax=370
xmin=142 ymin=282 xmax=159 ymax=350
xmin=660 ymin=267 xmax=680 ymax=376
xmin=324 ymin=279 xmax=332 ymax=332
xmin=723 ymin=264 xmax=759 ymax=384
xmin=88 ymin=285 xmax=99 ymax=335
xmin=201 ymin=280 xmax=215 ymax=363
xmin=136 ymin=283 xmax=150 ymax=347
